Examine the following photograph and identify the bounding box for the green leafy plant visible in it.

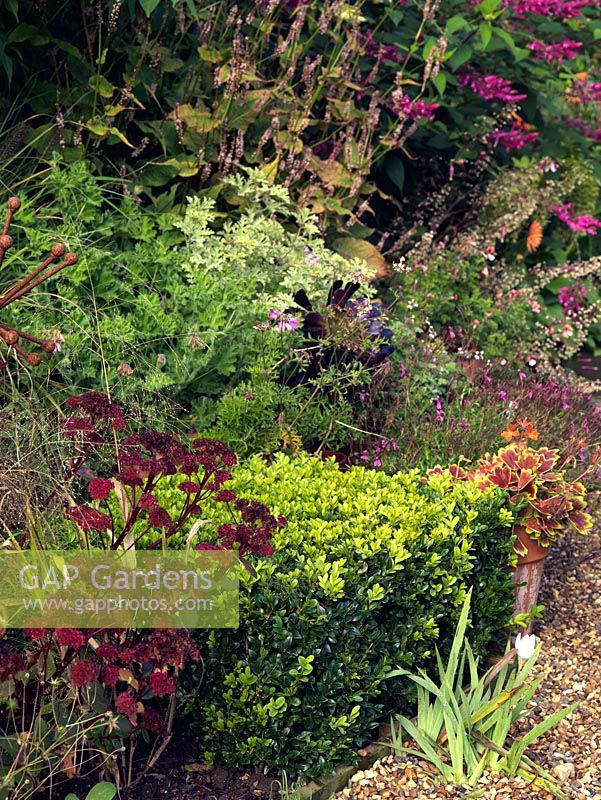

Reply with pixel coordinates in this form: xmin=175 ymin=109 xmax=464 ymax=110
xmin=2 ymin=0 xmax=599 ymax=246
xmin=1 ymin=163 xmax=368 ymax=419
xmin=65 ymin=783 xmax=117 ymax=800
xmin=436 ymin=420 xmax=596 ymax=549
xmin=388 ymin=592 xmax=577 ymax=797
xmin=151 ymin=453 xmax=517 ymax=777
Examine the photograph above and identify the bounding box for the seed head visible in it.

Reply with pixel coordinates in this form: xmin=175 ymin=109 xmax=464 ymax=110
xmin=7 ymin=197 xmax=20 ymax=212
xmin=64 ymin=252 xmax=78 ymax=265
xmin=0 ymin=235 xmax=13 ymax=250
xmin=51 ymin=243 xmax=66 ymax=258
xmin=27 ymin=353 xmax=42 ymax=366
xmin=1 ymin=329 xmax=19 ymax=345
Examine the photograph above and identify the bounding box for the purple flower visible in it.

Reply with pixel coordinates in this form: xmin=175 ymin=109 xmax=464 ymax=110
xmin=557 ymin=284 xmax=588 ymax=316
xmin=394 ymin=92 xmax=439 ymax=121
xmin=490 ymin=124 xmax=538 ymax=152
xmin=528 ymin=40 xmax=582 ymax=63
xmin=276 ymin=315 xmax=300 ymax=332
xmin=504 ymin=0 xmax=589 ymax=19
xmin=552 ymin=203 xmax=601 ymax=235
xmin=459 ymin=72 xmax=526 ymax=103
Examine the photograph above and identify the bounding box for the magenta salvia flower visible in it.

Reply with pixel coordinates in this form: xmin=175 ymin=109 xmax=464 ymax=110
xmin=528 ymin=40 xmax=582 ymax=63
xmin=433 ymin=396 xmax=445 ymax=424
xmin=490 ymin=125 xmax=538 ymax=152
xmin=552 ymin=203 xmax=601 ymax=235
xmin=568 ymin=119 xmax=601 ymax=142
xmin=459 ymin=72 xmax=526 ymax=103
xmin=394 ymin=92 xmax=439 ymax=121
xmin=504 ymin=0 xmax=589 ymax=19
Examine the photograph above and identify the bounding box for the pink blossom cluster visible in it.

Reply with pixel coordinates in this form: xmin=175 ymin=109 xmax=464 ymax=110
xmin=571 ymin=78 xmax=601 ymax=104
xmin=459 ymin=72 xmax=526 ymax=103
xmin=528 ymin=40 xmax=583 ymax=63
xmin=557 ymin=284 xmax=588 ymax=316
xmin=362 ymin=29 xmax=403 ymax=64
xmin=504 ymin=0 xmax=590 ymax=19
xmin=552 ymin=203 xmax=601 ymax=235
xmin=568 ymin=119 xmax=601 ymax=142
xmin=490 ymin=124 xmax=539 ymax=152
xmin=394 ymin=92 xmax=440 ymax=121
xmin=360 ymin=437 xmax=398 ymax=469
xmin=268 ymin=308 xmax=300 ymax=332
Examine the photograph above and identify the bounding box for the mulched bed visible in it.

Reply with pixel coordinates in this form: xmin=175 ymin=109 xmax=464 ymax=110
xmin=39 ymin=734 xmax=280 ymax=800
xmin=335 ymin=525 xmax=601 ymax=800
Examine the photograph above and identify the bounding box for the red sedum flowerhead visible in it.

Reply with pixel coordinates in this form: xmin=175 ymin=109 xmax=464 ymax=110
xmin=70 ymin=659 xmax=99 ymax=687
xmin=88 ymin=477 xmax=114 ymax=500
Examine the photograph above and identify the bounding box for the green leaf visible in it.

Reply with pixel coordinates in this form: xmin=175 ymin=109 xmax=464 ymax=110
xmin=198 ymin=45 xmax=223 ymax=63
xmin=7 ymin=23 xmax=49 ymax=45
xmin=169 ymin=104 xmax=220 ymax=133
xmin=88 ymin=75 xmax=115 ymax=98
xmin=139 ymin=0 xmax=161 ymax=15
xmin=331 ymin=237 xmax=387 ymax=278
xmin=446 ymin=15 xmax=469 ymax=34
xmin=108 ymin=127 xmax=134 ymax=147
xmin=86 ymin=784 xmax=117 ymax=800
xmin=448 ymin=45 xmax=473 ymax=69
xmin=85 ymin=118 xmax=109 ymax=137
xmin=479 ymin=21 xmax=493 ymax=48
xmin=385 ymin=155 xmax=405 ymax=193
xmin=433 ymin=72 xmax=447 ymax=95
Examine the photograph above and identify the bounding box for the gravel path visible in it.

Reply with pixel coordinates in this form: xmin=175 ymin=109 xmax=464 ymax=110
xmin=335 ymin=526 xmax=601 ymax=800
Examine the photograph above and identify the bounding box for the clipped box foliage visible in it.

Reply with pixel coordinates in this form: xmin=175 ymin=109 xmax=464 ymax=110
xmin=162 ymin=454 xmax=516 ymax=778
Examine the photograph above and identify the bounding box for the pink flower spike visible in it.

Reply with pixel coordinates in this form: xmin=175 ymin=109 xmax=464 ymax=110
xmin=552 ymin=203 xmax=601 ymax=236
xmin=528 ymin=40 xmax=582 ymax=63
xmin=459 ymin=72 xmax=526 ymax=103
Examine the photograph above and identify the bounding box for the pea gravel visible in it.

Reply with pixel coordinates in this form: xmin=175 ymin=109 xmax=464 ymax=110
xmin=334 ymin=524 xmax=601 ymax=800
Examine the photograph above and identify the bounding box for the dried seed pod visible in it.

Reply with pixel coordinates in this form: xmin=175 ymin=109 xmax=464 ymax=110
xmin=51 ymin=243 xmax=66 ymax=258
xmin=1 ymin=199 xmax=76 ymax=365
xmin=0 ymin=328 xmax=19 ymax=345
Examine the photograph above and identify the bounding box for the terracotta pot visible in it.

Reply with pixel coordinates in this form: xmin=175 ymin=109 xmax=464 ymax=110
xmin=514 ymin=525 xmax=550 ymax=566
xmin=512 ymin=525 xmax=550 ymax=633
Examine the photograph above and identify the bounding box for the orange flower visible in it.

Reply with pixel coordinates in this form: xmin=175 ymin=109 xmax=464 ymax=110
xmin=526 ymin=220 xmax=543 ymax=253
xmin=501 ymin=423 xmax=520 ymax=442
